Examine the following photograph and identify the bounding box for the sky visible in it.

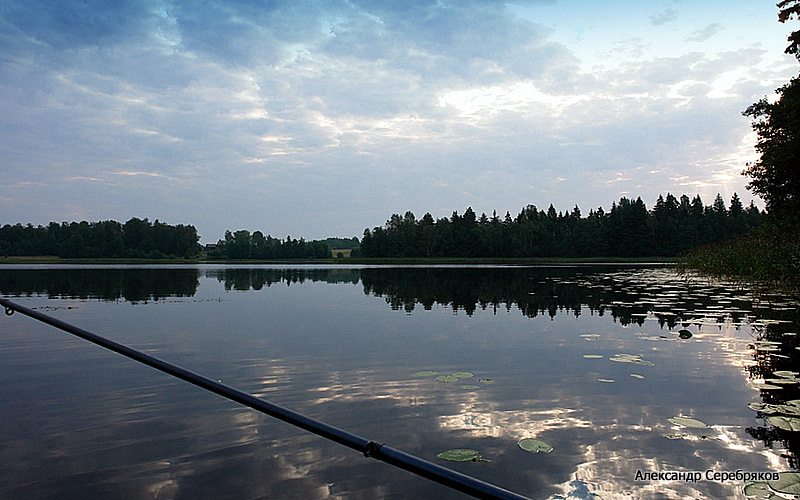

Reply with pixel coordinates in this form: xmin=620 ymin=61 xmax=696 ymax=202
xmin=1 ymin=1 xmax=798 ymax=243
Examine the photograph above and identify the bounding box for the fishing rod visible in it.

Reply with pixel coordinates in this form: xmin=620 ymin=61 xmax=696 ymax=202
xmin=0 ymin=298 xmax=530 ymax=500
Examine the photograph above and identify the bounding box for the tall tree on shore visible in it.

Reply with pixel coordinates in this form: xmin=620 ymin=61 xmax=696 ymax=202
xmin=743 ymin=77 xmax=800 ymax=216
xmin=742 ymin=1 xmax=800 ymax=217
xmin=779 ymin=0 xmax=800 ymax=59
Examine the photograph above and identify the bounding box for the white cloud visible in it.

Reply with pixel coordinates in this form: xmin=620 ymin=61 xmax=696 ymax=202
xmin=0 ymin=0 xmax=795 ymax=240
xmin=649 ymin=8 xmax=678 ymax=26
xmin=685 ymin=22 xmax=723 ymax=43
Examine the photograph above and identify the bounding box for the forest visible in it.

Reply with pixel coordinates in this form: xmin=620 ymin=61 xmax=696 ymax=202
xmin=207 ymin=230 xmax=331 ymax=259
xmin=360 ymin=193 xmax=763 ymax=258
xmin=0 ymin=218 xmax=200 ymax=259
xmin=0 ymin=218 xmax=332 ymax=260
xmin=0 ymin=192 xmax=762 ymax=260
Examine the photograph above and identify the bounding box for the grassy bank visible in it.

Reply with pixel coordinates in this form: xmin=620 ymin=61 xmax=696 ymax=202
xmin=678 ymin=220 xmax=800 ymax=290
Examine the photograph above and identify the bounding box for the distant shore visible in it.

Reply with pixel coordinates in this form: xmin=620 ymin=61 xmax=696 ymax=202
xmin=0 ymin=256 xmax=678 ymax=265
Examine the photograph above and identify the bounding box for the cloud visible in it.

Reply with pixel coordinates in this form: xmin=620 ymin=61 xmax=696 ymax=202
xmin=321 ymin=1 xmax=565 ymax=84
xmin=0 ymin=0 xmax=794 ymax=240
xmin=685 ymin=23 xmax=723 ymax=43
xmin=649 ymin=8 xmax=678 ymax=26
xmin=1 ymin=0 xmax=151 ymax=49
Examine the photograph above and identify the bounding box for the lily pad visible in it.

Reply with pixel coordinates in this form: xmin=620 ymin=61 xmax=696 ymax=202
xmin=668 ymin=416 xmax=708 ymax=428
xmin=769 ymin=472 xmax=800 ymax=495
xmin=638 ymin=335 xmax=673 ymax=342
xmin=437 ymin=449 xmax=484 ymax=462
xmin=609 ymin=354 xmax=654 ymax=366
xmin=518 ymin=438 xmax=553 ymax=453
xmin=776 ymin=404 xmax=800 ymax=416
xmin=677 ymin=329 xmax=693 ymax=339
xmin=437 ymin=372 xmax=475 ymax=383
xmin=597 ymin=378 xmax=615 ymax=383
xmin=765 ymin=378 xmax=799 ymax=385
xmin=583 ymin=354 xmax=603 ymax=359
xmin=748 ymin=402 xmax=779 ymax=413
xmin=413 ymin=371 xmax=438 ymax=377
xmin=630 ymin=373 xmax=645 ymax=379
xmin=743 ymin=481 xmax=777 ymax=500
xmin=766 ymin=415 xmax=800 ymax=432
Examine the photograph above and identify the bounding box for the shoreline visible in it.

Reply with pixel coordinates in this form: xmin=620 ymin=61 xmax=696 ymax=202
xmin=0 ymin=256 xmax=678 ymax=265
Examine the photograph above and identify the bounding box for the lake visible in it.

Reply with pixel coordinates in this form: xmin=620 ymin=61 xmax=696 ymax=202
xmin=0 ymin=264 xmax=799 ymax=499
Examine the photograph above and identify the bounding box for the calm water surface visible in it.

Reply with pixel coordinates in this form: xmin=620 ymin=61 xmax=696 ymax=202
xmin=1 ymin=265 xmax=799 ymax=499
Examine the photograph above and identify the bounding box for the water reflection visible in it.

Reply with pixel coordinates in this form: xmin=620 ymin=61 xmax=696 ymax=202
xmin=360 ymin=266 xmax=762 ymax=329
xmin=0 ymin=265 xmax=799 ymax=499
xmin=0 ymin=266 xmax=199 ymax=302
xmin=205 ymin=267 xmax=361 ymax=291
xmin=741 ymin=299 xmax=800 ymax=471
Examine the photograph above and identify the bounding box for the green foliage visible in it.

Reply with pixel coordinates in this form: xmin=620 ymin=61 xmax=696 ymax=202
xmin=779 ymin=0 xmax=800 ymax=59
xmin=743 ymin=75 xmax=800 ymax=216
xmin=360 ymin=193 xmax=759 ymax=259
xmin=518 ymin=438 xmax=553 ymax=453
xmin=0 ymin=219 xmax=329 ymax=261
xmin=211 ymin=230 xmax=330 ymax=260
xmin=0 ymin=218 xmax=200 ymax=259
xmin=679 ymin=218 xmax=800 ymax=289
xmin=436 ymin=449 xmax=484 ymax=462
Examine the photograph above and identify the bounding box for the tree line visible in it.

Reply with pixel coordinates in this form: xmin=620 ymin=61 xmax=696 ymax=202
xmin=207 ymin=230 xmax=330 ymax=259
xmin=0 ymin=218 xmax=200 ymax=259
xmin=0 ymin=192 xmax=763 ymax=260
xmin=0 ymin=219 xmax=336 ymax=260
xmin=360 ymin=193 xmax=762 ymax=258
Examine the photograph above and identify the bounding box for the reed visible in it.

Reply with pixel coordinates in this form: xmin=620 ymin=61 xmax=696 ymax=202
xmin=679 ymin=219 xmax=800 ymax=290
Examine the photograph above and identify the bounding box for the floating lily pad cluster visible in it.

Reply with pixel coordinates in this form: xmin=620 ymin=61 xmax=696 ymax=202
xmin=437 ymin=437 xmax=554 ymax=463
xmin=748 ymin=397 xmax=800 ymax=432
xmin=745 ymin=472 xmax=800 ymax=499
xmin=749 ymin=398 xmax=800 ymax=416
xmin=754 ymin=370 xmax=800 ymax=391
xmin=412 ymin=370 xmax=495 ymax=390
xmin=582 ymin=350 xmax=654 ymax=383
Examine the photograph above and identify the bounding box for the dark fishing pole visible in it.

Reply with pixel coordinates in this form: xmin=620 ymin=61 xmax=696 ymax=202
xmin=0 ymin=298 xmax=530 ymax=500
